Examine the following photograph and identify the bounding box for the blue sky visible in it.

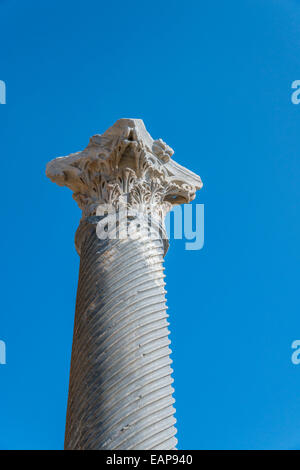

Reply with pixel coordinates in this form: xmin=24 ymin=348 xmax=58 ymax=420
xmin=0 ymin=0 xmax=300 ymax=450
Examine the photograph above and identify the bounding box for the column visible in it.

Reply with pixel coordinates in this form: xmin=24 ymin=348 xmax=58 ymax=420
xmin=46 ymin=118 xmax=202 ymax=450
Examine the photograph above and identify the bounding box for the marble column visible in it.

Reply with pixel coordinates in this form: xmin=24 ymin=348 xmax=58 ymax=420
xmin=46 ymin=119 xmax=202 ymax=450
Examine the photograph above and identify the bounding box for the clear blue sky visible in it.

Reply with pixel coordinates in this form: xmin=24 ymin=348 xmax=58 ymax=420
xmin=0 ymin=0 xmax=300 ymax=450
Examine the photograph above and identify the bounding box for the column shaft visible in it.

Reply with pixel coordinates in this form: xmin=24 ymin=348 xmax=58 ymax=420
xmin=64 ymin=220 xmax=177 ymax=450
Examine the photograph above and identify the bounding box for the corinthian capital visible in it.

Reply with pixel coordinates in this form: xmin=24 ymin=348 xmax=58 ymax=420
xmin=46 ymin=118 xmax=202 ymax=218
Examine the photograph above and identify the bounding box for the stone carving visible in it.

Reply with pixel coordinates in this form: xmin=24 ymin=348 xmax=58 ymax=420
xmin=46 ymin=119 xmax=202 ymax=219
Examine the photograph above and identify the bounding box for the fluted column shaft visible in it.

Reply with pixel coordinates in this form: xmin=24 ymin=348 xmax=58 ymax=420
xmin=64 ymin=218 xmax=177 ymax=450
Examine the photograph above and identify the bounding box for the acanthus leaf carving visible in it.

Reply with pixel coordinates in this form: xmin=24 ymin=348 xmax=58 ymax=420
xmin=46 ymin=119 xmax=202 ymax=219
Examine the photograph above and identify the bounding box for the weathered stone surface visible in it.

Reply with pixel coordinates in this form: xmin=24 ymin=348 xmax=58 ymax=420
xmin=46 ymin=118 xmax=202 ymax=219
xmin=46 ymin=119 xmax=202 ymax=450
